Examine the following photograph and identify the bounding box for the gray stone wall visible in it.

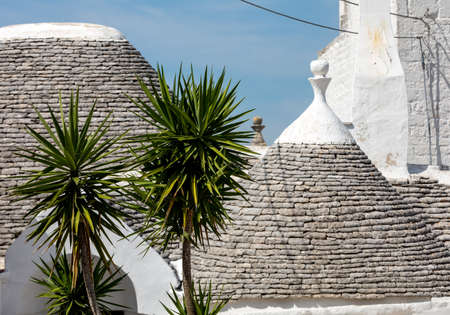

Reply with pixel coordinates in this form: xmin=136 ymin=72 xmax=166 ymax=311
xmin=395 ymin=0 xmax=450 ymax=167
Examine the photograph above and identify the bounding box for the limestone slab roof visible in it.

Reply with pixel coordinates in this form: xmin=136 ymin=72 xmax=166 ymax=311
xmin=0 ymin=24 xmax=160 ymax=258
xmin=192 ymin=143 xmax=450 ymax=300
xmin=392 ymin=177 xmax=450 ymax=248
xmin=192 ymin=60 xmax=450 ymax=300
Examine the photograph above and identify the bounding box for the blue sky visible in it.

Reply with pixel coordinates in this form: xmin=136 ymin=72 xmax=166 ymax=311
xmin=0 ymin=0 xmax=340 ymax=144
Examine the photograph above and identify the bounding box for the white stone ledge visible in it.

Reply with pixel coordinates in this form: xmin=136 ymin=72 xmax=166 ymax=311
xmin=222 ymin=297 xmax=450 ymax=315
xmin=0 ymin=23 xmax=126 ymax=41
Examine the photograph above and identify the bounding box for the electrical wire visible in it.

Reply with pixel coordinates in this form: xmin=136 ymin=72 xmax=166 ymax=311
xmin=391 ymin=11 xmax=424 ymax=21
xmin=239 ymin=0 xmax=358 ymax=34
xmin=340 ymin=0 xmax=358 ymax=6
xmin=396 ymin=36 xmax=423 ymax=39
xmin=239 ymin=0 xmax=421 ymax=38
xmin=240 ymin=0 xmax=433 ymax=151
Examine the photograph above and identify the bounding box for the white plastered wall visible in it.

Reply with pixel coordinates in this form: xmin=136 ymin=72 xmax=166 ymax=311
xmin=319 ymin=34 xmax=356 ymax=124
xmin=395 ymin=0 xmax=450 ymax=169
xmin=0 ymin=220 xmax=177 ymax=315
xmin=321 ymin=0 xmax=410 ymax=179
xmin=352 ymin=0 xmax=409 ymax=179
xmin=319 ymin=0 xmax=360 ymax=124
xmin=324 ymin=0 xmax=450 ymax=182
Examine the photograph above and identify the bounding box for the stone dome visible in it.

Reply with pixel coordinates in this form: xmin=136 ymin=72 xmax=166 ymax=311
xmin=0 ymin=23 xmax=159 ymax=258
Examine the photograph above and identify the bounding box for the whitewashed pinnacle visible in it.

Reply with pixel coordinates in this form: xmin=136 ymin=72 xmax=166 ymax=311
xmin=275 ymin=59 xmax=354 ymax=145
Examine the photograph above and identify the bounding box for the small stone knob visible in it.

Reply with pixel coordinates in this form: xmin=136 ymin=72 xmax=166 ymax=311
xmin=253 ymin=116 xmax=263 ymax=125
xmin=310 ymin=59 xmax=329 ymax=78
xmin=251 ymin=116 xmax=266 ymax=146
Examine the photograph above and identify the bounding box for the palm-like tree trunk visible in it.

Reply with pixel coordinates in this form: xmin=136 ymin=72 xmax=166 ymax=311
xmin=183 ymin=209 xmax=195 ymax=315
xmin=80 ymin=226 xmax=101 ymax=315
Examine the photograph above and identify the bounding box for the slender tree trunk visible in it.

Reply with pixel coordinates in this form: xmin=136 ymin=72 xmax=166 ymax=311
xmin=80 ymin=226 xmax=101 ymax=315
xmin=183 ymin=208 xmax=195 ymax=315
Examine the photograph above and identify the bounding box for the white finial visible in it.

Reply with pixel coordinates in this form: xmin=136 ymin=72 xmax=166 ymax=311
xmin=275 ymin=59 xmax=354 ymax=145
xmin=310 ymin=59 xmax=329 ymax=78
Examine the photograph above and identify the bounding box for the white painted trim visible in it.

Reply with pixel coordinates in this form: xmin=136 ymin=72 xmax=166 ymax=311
xmin=0 ymin=23 xmax=126 ymax=41
xmin=222 ymin=296 xmax=450 ymax=315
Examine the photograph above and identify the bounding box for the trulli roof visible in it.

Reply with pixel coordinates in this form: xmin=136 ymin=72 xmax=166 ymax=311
xmin=393 ymin=176 xmax=450 ymax=248
xmin=192 ymin=60 xmax=450 ymax=300
xmin=0 ymin=23 xmax=159 ymax=259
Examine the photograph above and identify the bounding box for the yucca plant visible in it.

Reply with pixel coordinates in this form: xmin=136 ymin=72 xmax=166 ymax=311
xmin=13 ymin=90 xmax=129 ymax=315
xmin=126 ymin=65 xmax=253 ymax=315
xmin=32 ymin=251 xmax=127 ymax=314
xmin=162 ymin=283 xmax=229 ymax=315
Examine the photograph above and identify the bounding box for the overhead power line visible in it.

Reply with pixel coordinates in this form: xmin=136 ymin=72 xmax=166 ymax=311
xmin=340 ymin=0 xmax=358 ymax=6
xmin=391 ymin=12 xmax=424 ymax=21
xmin=239 ymin=0 xmax=358 ymax=34
xmin=239 ymin=0 xmax=422 ymax=39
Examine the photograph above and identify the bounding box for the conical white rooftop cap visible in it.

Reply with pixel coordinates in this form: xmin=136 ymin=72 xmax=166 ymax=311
xmin=275 ymin=59 xmax=354 ymax=144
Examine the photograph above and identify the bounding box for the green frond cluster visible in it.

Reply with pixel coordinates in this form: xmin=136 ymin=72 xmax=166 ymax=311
xmin=162 ymin=283 xmax=228 ymax=315
xmin=126 ymin=65 xmax=254 ymax=249
xmin=13 ymin=90 xmax=129 ymax=283
xmin=32 ymin=251 xmax=126 ymax=314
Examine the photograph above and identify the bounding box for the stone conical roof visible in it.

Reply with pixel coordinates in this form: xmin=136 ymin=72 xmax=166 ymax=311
xmin=192 ymin=60 xmax=450 ymax=300
xmin=0 ymin=23 xmax=159 ymax=257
